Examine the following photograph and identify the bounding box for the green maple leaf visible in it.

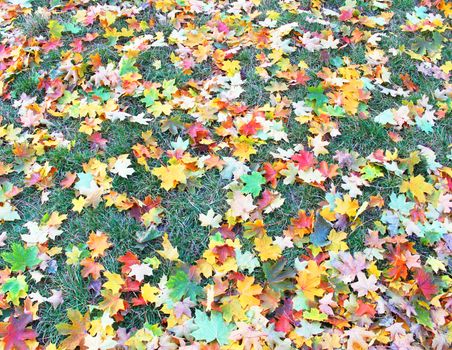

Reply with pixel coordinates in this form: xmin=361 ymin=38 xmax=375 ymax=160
xmin=74 ymin=173 xmax=94 ymax=191
xmin=119 ymin=58 xmax=138 ymax=76
xmin=0 ymin=182 xmax=14 ymax=202
xmin=412 ymin=32 xmax=442 ymax=56
xmin=293 ymin=291 xmax=309 ymax=311
xmin=262 ymin=258 xmax=296 ymax=292
xmin=48 ymin=20 xmax=64 ymax=39
xmin=330 ymin=56 xmax=343 ymax=67
xmin=415 ymin=116 xmax=433 ymax=133
xmin=191 ymin=310 xmax=234 ymax=345
xmin=8 ymin=0 xmax=33 ymax=8
xmin=321 ymin=104 xmax=345 ymax=117
xmin=167 ymin=270 xmax=203 ymax=302
xmin=2 ymin=243 xmax=41 ymax=272
xmin=1 ymin=275 xmax=28 ymax=306
xmin=295 ymin=320 xmax=323 ymax=338
xmin=414 ymin=303 xmax=434 ymax=328
xmin=307 ymin=85 xmax=328 ymax=108
xmin=303 ymin=308 xmax=328 ymax=321
xmin=91 ymin=88 xmax=111 ymax=102
xmin=241 ymin=171 xmax=266 ymax=197
xmin=360 ymin=164 xmax=384 ymax=181
xmin=64 ymin=22 xmax=82 ymax=34
xmin=162 ymin=79 xmax=177 ymax=99
xmin=142 ymin=88 xmax=159 ymax=107
xmin=420 ymin=221 xmax=446 ymax=244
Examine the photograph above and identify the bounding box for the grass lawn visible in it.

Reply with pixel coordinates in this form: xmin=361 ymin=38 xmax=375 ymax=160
xmin=0 ymin=0 xmax=451 ymax=349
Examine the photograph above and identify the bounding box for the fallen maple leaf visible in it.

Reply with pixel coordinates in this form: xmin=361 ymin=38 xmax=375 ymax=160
xmin=414 ymin=268 xmax=437 ymax=300
xmin=0 ymin=313 xmax=37 ymax=350
xmin=199 ymin=209 xmax=222 ymax=228
xmin=400 ymin=175 xmax=434 ymax=203
xmin=152 ymin=163 xmax=187 ymax=190
xmin=56 ymin=309 xmax=90 ymax=350
xmin=87 ymin=231 xmax=112 ymax=258
xmin=227 ymin=191 xmax=256 ymax=220
xmin=237 ymin=276 xmax=262 ymax=308
xmin=108 ymin=154 xmax=135 ymax=178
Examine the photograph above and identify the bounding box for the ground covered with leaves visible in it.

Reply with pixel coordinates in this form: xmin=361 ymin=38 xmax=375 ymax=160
xmin=0 ymin=0 xmax=451 ymax=349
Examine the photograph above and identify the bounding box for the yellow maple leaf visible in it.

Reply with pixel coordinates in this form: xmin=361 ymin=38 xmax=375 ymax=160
xmin=141 ymin=207 xmax=164 ymax=226
xmin=79 ymin=102 xmax=103 ymax=119
xmin=221 ymin=297 xmax=246 ymax=322
xmin=221 ymin=60 xmax=241 ymax=77
xmin=152 ymin=162 xmax=187 ymax=190
xmin=196 ymin=259 xmax=213 ymax=278
xmin=104 ymin=11 xmax=117 ymax=26
xmin=327 ymin=230 xmax=348 ymax=252
xmin=66 ymin=246 xmax=82 ymax=265
xmin=103 ymin=272 xmax=124 ymax=294
xmin=72 ymin=196 xmax=86 ymax=213
xmin=232 ymin=141 xmax=257 ymax=162
xmin=341 ymin=79 xmax=363 ymax=115
xmin=367 ymin=261 xmax=381 ymax=278
xmin=157 ymin=233 xmax=179 ymax=261
xmin=254 ymin=234 xmax=282 ymax=261
xmin=296 ymin=261 xmax=325 ymax=301
xmin=98 ymin=290 xmax=125 ymax=316
xmin=320 ymin=205 xmax=336 ymax=221
xmin=141 ymin=283 xmax=159 ymax=304
xmin=149 ymin=101 xmax=173 ymax=117
xmin=334 ymin=194 xmax=359 ymax=217
xmin=237 ymin=276 xmax=262 ymax=308
xmin=400 ymin=175 xmax=434 ymax=203
xmin=426 ymin=256 xmax=446 ymax=273
xmin=320 ymin=333 xmax=341 ymax=350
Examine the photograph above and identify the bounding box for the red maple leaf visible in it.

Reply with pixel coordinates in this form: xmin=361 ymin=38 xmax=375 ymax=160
xmin=88 ymin=132 xmax=108 ymax=150
xmin=294 ymin=70 xmax=310 ymax=85
xmin=60 ymin=172 xmax=77 ymax=189
xmin=131 ymin=295 xmax=147 ymax=306
xmin=387 ymin=244 xmax=408 ymax=280
xmin=291 ymin=150 xmax=316 ymax=170
xmin=239 ymin=119 xmax=262 ymax=136
xmin=415 ymin=268 xmax=437 ymax=300
xmin=212 ymin=244 xmax=235 ymax=264
xmin=218 ymin=225 xmax=236 ymax=240
xmin=122 ymin=278 xmax=141 ymax=292
xmin=339 ymin=9 xmax=353 ymax=21
xmin=292 ymin=210 xmax=314 ymax=230
xmin=400 ymin=73 xmax=419 ymax=92
xmin=0 ymin=313 xmax=37 ymax=350
xmin=272 ymin=298 xmax=295 ymax=333
xmin=41 ymin=38 xmax=63 ymax=53
xmin=118 ymin=251 xmax=140 ymax=274
xmin=355 ymin=300 xmax=376 ymax=317
xmin=257 ymin=190 xmax=274 ymax=210
xmin=318 ymin=161 xmax=338 ymax=179
xmin=187 ymin=122 xmax=210 ymax=142
xmin=263 ymin=163 xmax=278 ymax=187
